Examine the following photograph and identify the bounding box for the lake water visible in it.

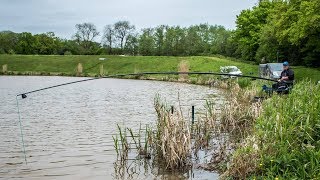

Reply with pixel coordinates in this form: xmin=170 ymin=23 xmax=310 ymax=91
xmin=0 ymin=76 xmax=222 ymax=179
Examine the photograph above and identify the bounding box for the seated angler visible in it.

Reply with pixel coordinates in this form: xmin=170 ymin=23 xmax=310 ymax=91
xmin=272 ymin=61 xmax=294 ymax=91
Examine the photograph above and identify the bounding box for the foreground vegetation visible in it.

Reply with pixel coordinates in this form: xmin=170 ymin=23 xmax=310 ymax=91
xmin=224 ymin=81 xmax=320 ymax=179
xmin=1 ymin=55 xmax=320 ymax=83
xmin=111 ymin=78 xmax=319 ymax=179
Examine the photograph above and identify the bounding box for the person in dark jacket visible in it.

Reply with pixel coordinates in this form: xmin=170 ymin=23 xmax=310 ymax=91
xmin=272 ymin=61 xmax=294 ymax=91
xmin=278 ymin=61 xmax=294 ymax=82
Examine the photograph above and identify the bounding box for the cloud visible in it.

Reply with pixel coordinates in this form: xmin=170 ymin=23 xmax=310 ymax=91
xmin=0 ymin=0 xmax=256 ymax=39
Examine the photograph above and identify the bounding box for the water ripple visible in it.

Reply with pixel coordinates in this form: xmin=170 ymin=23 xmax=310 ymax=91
xmin=0 ymin=76 xmax=223 ymax=179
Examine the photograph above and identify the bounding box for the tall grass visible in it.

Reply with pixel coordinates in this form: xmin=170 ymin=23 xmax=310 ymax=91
xmin=153 ymin=95 xmax=191 ymax=169
xmin=225 ymin=81 xmax=320 ymax=179
xmin=219 ymin=81 xmax=262 ymax=136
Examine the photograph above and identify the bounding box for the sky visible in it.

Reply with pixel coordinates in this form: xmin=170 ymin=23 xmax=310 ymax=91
xmin=0 ymin=0 xmax=257 ymax=40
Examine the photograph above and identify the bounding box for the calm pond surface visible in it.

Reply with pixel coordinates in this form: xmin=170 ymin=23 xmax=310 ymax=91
xmin=0 ymin=76 xmax=222 ymax=179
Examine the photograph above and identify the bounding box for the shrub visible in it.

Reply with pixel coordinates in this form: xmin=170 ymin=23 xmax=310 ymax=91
xmin=8 ymin=49 xmax=15 ymax=55
xmin=64 ymin=51 xmax=72 ymax=55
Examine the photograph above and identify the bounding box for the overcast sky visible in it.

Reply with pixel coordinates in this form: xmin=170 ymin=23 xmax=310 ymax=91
xmin=0 ymin=0 xmax=257 ymax=40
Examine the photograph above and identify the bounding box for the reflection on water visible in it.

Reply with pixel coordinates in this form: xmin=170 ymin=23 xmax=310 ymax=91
xmin=0 ymin=76 xmax=222 ymax=179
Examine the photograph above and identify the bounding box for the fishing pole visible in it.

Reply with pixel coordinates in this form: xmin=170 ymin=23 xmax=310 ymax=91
xmin=16 ymin=71 xmax=277 ymax=98
xmin=15 ymin=71 xmax=276 ymax=164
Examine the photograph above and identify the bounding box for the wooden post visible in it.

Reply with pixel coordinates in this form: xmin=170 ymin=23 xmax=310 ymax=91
xmin=100 ymin=64 xmax=104 ymax=76
xmin=77 ymin=63 xmax=83 ymax=76
xmin=2 ymin=64 xmax=7 ymax=74
xmin=192 ymin=106 xmax=195 ymax=125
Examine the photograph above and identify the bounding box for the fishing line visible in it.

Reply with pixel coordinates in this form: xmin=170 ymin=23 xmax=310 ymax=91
xmin=16 ymin=95 xmax=27 ymax=165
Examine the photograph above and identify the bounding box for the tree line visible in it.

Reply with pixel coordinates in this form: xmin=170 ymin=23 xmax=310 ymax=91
xmin=234 ymin=0 xmax=320 ymax=66
xmin=0 ymin=22 xmax=232 ymax=57
xmin=0 ymin=0 xmax=319 ymax=67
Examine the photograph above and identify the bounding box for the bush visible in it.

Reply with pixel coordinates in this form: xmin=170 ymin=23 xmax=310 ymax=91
xmin=64 ymin=51 xmax=72 ymax=55
xmin=8 ymin=49 xmax=15 ymax=55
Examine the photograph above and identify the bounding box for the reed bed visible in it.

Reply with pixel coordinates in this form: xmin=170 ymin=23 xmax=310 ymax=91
xmin=153 ymin=95 xmax=191 ymax=169
xmin=112 ymin=96 xmax=192 ymax=170
xmin=112 ymin=78 xmax=265 ymax=174
xmin=219 ymin=81 xmax=262 ymax=135
xmin=113 ymin=78 xmax=319 ymax=179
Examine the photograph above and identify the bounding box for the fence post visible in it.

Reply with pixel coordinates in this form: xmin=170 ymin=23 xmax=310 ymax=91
xmin=192 ymin=106 xmax=195 ymax=125
xmin=77 ymin=63 xmax=83 ymax=76
xmin=2 ymin=64 xmax=7 ymax=74
xmin=100 ymin=64 xmax=104 ymax=76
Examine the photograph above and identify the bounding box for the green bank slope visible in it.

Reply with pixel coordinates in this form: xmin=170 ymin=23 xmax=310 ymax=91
xmin=0 ymin=55 xmax=319 ymax=82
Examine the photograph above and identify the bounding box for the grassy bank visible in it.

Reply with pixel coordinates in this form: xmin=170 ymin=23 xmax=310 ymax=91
xmin=224 ymin=81 xmax=320 ymax=179
xmin=0 ymin=55 xmax=319 ymax=82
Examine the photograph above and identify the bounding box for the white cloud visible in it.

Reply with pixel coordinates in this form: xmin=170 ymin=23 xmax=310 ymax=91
xmin=0 ymin=0 xmax=256 ymax=39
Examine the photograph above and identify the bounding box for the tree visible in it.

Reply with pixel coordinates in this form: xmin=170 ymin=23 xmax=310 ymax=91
xmin=234 ymin=1 xmax=274 ymax=62
xmin=34 ymin=32 xmax=62 ymax=55
xmin=124 ymin=34 xmax=139 ymax=55
xmin=154 ymin=25 xmax=166 ymax=56
xmin=102 ymin=25 xmax=115 ymax=54
xmin=16 ymin=32 xmax=37 ymax=54
xmin=114 ymin=21 xmax=135 ymax=52
xmin=0 ymin=31 xmax=19 ymax=54
xmin=74 ymin=22 xmax=100 ymax=54
xmin=209 ymin=25 xmax=230 ymax=55
xmin=138 ymin=28 xmax=155 ymax=56
xmin=185 ymin=25 xmax=202 ymax=55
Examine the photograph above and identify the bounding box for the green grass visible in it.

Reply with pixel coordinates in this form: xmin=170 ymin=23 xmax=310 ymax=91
xmin=258 ymin=81 xmax=320 ymax=179
xmin=227 ymin=81 xmax=320 ymax=179
xmin=0 ymin=55 xmax=319 ymax=82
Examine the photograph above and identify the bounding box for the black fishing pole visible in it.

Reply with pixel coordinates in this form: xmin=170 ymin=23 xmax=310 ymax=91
xmin=16 ymin=71 xmax=276 ymax=98
xmin=15 ymin=71 xmax=276 ymax=164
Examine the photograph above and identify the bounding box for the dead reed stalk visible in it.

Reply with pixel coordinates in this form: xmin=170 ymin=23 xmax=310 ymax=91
xmin=219 ymin=82 xmax=262 ymax=135
xmin=153 ymin=95 xmax=191 ymax=169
